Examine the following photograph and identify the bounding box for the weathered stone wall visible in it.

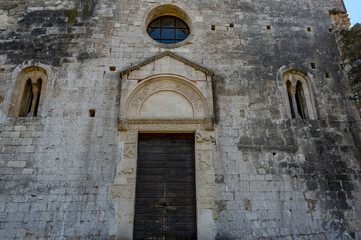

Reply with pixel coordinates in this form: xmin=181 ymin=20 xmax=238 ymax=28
xmin=1 ymin=0 xmax=360 ymax=239
xmin=330 ymin=9 xmax=361 ymax=117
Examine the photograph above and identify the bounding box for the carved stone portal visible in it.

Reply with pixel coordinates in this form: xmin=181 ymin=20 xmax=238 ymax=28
xmin=110 ymin=52 xmax=217 ymax=240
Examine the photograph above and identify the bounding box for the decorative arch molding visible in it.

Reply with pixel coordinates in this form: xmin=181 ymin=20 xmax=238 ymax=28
xmin=118 ymin=52 xmax=215 ymax=131
xmin=9 ymin=62 xmax=53 ymax=117
xmin=125 ymin=76 xmax=207 ymax=118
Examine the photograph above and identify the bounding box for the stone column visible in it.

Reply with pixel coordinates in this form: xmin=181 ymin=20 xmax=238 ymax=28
xmin=195 ymin=130 xmax=216 ymax=240
xmin=109 ymin=131 xmax=138 ymax=240
xmin=291 ymin=83 xmax=301 ymax=119
xmin=27 ymin=80 xmax=40 ymax=117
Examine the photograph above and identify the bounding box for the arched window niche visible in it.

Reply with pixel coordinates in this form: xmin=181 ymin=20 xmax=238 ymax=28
xmin=10 ymin=66 xmax=48 ymax=117
xmin=282 ymin=70 xmax=316 ymax=120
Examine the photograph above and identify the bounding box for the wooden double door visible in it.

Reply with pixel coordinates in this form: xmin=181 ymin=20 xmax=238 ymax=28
xmin=134 ymin=133 xmax=197 ymax=240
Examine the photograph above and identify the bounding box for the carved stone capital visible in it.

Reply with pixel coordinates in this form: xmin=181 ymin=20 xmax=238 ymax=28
xmin=196 ymin=130 xmax=215 ymax=143
xmin=118 ymin=118 xmax=128 ymax=131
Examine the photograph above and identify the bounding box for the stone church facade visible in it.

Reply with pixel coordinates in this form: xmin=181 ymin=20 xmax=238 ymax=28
xmin=0 ymin=0 xmax=360 ymax=239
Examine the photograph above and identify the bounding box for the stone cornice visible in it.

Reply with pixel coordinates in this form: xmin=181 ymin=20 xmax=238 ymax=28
xmin=119 ymin=51 xmax=215 ymax=77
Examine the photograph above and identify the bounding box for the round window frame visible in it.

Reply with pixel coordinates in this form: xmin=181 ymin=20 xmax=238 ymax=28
xmin=142 ymin=5 xmax=194 ymax=49
xmin=147 ymin=16 xmax=190 ymax=45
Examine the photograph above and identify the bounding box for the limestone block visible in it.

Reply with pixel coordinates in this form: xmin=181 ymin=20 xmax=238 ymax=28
xmin=16 ymin=229 xmax=27 ymax=238
xmin=7 ymin=161 xmax=26 ymax=168
xmin=10 ymin=138 xmax=22 ymax=146
xmin=22 ymin=146 xmax=35 ymax=153
xmin=21 ymin=138 xmax=33 ymax=146
xmin=0 ymin=132 xmax=10 ymax=137
xmin=197 ymin=209 xmax=215 ymax=240
xmin=14 ymin=126 xmax=26 ymax=132
xmin=9 ymin=132 xmax=20 ymax=138
xmin=22 ymin=169 xmax=34 ymax=175
xmin=0 ymin=203 xmax=4 ymax=212
xmin=109 ymin=184 xmax=135 ymax=201
xmin=116 ymin=200 xmax=134 ymax=239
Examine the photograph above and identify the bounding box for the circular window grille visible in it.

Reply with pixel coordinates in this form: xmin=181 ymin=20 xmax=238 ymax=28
xmin=147 ymin=16 xmax=190 ymax=44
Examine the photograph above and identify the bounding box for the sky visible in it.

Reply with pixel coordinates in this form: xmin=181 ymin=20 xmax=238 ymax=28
xmin=343 ymin=0 xmax=361 ymax=26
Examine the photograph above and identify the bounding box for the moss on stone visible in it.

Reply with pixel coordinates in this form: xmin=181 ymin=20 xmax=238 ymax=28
xmin=66 ymin=8 xmax=78 ymax=24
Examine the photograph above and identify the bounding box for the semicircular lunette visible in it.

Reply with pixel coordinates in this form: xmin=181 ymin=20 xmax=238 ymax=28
xmin=139 ymin=90 xmax=194 ymax=118
xmin=126 ymin=78 xmax=207 ymax=119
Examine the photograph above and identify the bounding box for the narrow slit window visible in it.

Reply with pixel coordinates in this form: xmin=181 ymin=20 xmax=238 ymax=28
xmin=89 ymin=109 xmax=96 ymax=117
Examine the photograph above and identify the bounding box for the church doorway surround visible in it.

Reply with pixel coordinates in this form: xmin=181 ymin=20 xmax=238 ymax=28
xmin=109 ymin=52 xmax=217 ymax=240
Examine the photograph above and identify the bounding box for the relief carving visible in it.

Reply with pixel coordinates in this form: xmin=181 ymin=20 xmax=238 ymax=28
xmin=127 ymin=123 xmax=205 ymax=131
xmin=198 ymin=185 xmax=217 ymax=199
xmin=118 ymin=167 xmax=135 ymax=176
xmin=196 ymin=130 xmax=215 ymax=143
xmin=118 ymin=118 xmax=128 ymax=131
xmin=109 ymin=185 xmax=135 ymax=200
xmin=124 ymin=144 xmax=136 ymax=158
xmin=127 ymin=79 xmax=206 ymax=118
xmin=125 ymin=132 xmax=137 ymax=143
xmin=119 ymin=131 xmax=137 ymax=142
xmin=198 ymin=171 xmax=215 ymax=185
xmin=196 ymin=147 xmax=216 ymax=200
xmin=197 ymin=152 xmax=213 ymax=171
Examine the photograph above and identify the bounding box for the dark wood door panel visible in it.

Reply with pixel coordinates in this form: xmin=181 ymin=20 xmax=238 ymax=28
xmin=135 ymin=206 xmax=165 ymax=214
xmin=134 ymin=133 xmax=197 ymax=240
xmin=165 ymin=231 xmax=197 ymax=240
xmin=138 ymin=160 xmax=166 ymax=168
xmin=167 ymin=183 xmax=194 ymax=190
xmin=136 ymin=198 xmax=165 ymax=206
xmin=166 ymin=190 xmax=195 ymax=198
xmin=137 ymin=175 xmax=165 ymax=183
xmin=135 ymin=190 xmax=165 ymax=198
xmin=137 ymin=167 xmax=166 ymax=175
xmin=166 ymin=161 xmax=194 ymax=168
xmin=164 ymin=197 xmax=195 ymax=206
xmin=134 ymin=230 xmax=164 ymax=240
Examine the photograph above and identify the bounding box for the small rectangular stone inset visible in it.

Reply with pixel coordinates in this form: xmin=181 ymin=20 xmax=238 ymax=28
xmin=9 ymin=132 xmax=21 ymax=138
xmin=7 ymin=161 xmax=27 ymax=168
xmin=14 ymin=126 xmax=26 ymax=132
xmin=22 ymin=169 xmax=34 ymax=175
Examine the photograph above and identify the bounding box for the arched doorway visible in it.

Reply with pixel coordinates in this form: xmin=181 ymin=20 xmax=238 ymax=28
xmin=109 ymin=52 xmax=217 ymax=240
